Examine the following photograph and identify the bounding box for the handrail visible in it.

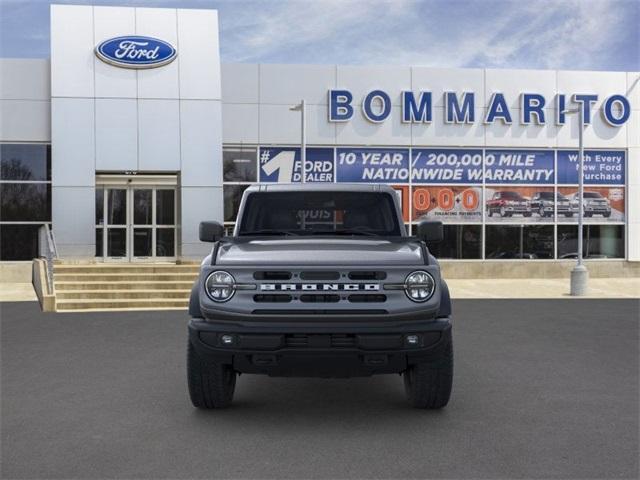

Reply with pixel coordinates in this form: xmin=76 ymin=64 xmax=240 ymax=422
xmin=38 ymin=224 xmax=58 ymax=293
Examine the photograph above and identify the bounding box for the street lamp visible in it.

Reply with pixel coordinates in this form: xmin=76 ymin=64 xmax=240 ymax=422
xmin=289 ymin=100 xmax=306 ymax=184
xmin=563 ymin=103 xmax=588 ymax=295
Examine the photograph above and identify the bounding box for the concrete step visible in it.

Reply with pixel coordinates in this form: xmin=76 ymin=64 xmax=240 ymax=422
xmin=55 ymin=298 xmax=189 ymax=311
xmin=56 ymin=289 xmax=191 ymax=300
xmin=53 ymin=264 xmax=199 ymax=274
xmin=54 ymin=273 xmax=198 ymax=282
xmin=55 ymin=281 xmax=195 ymax=291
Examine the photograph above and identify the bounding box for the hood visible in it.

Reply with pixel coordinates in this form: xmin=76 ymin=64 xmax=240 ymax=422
xmin=216 ymin=238 xmax=424 ymax=266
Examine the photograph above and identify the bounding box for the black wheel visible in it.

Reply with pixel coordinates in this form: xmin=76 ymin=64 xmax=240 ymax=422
xmin=487 ymin=207 xmax=493 ymax=217
xmin=187 ymin=341 xmax=236 ymax=409
xmin=403 ymin=341 xmax=453 ymax=409
xmin=523 ymin=212 xmax=532 ymax=217
xmin=565 ymin=213 xmax=573 ymax=217
xmin=603 ymin=211 xmax=611 ymax=218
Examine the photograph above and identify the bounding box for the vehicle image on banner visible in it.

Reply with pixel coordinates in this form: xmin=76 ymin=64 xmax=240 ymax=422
xmin=486 ymin=191 xmax=532 ymax=218
xmin=187 ymin=184 xmax=453 ymax=409
xmin=569 ymin=191 xmax=612 ymax=217
xmin=530 ymin=191 xmax=575 ymax=218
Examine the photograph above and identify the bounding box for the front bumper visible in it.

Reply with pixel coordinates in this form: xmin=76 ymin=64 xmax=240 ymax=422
xmin=188 ymin=317 xmax=452 ymax=378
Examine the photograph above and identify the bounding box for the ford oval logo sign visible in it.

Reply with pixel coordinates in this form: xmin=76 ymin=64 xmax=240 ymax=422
xmin=95 ymin=36 xmax=177 ymax=69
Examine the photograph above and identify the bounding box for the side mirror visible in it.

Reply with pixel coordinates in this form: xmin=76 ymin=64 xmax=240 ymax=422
xmin=416 ymin=220 xmax=443 ymax=243
xmin=199 ymin=221 xmax=225 ymax=243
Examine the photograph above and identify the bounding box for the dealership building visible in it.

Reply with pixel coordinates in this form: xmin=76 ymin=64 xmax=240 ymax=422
xmin=1 ymin=4 xmax=639 ymax=269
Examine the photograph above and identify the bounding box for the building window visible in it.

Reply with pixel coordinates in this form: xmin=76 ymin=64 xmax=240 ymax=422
xmin=223 ymin=184 xmax=251 ymax=222
xmin=223 ymin=147 xmax=257 ymax=182
xmin=557 ymin=225 xmax=625 ymax=259
xmin=428 ymin=225 xmax=482 ymax=259
xmin=0 ymin=144 xmax=51 ymax=261
xmin=486 ymin=225 xmax=554 ymax=260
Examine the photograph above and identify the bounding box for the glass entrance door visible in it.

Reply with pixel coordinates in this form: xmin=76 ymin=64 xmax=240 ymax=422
xmin=96 ymin=185 xmax=176 ymax=262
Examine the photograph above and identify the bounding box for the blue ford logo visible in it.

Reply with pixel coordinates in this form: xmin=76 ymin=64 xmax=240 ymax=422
xmin=95 ymin=36 xmax=177 ymax=69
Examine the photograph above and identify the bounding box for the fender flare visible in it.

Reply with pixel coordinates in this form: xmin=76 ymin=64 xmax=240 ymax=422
xmin=188 ymin=281 xmax=203 ymax=319
xmin=437 ymin=279 xmax=451 ymax=318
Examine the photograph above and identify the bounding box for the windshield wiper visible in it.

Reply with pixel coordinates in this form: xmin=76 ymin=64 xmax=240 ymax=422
xmin=239 ymin=229 xmax=300 ymax=236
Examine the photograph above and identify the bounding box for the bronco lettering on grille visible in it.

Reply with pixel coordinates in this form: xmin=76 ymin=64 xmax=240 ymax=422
xmin=260 ymin=283 xmax=379 ymax=291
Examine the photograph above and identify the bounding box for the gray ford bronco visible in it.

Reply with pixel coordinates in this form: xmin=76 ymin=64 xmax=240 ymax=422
xmin=187 ymin=184 xmax=453 ymax=409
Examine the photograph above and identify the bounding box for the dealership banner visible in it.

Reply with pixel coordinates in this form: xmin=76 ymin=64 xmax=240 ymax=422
xmin=484 ymin=150 xmax=554 ymax=184
xmin=412 ymin=186 xmax=482 ymax=222
xmin=259 ymin=147 xmax=334 ymax=183
xmin=557 ymin=150 xmax=625 ymax=185
xmin=336 ymin=148 xmax=410 ymax=183
xmin=557 ymin=187 xmax=625 ymax=223
xmin=411 ymin=149 xmax=483 ymax=184
xmin=485 ymin=186 xmax=555 ymax=223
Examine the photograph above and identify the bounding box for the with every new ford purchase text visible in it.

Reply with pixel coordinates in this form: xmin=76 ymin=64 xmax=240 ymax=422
xmin=187 ymin=184 xmax=453 ymax=409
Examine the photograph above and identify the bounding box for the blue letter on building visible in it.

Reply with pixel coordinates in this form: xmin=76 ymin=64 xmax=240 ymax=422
xmin=485 ymin=93 xmax=512 ymax=124
xmin=521 ymin=93 xmax=546 ymax=124
xmin=445 ymin=92 xmax=475 ymax=123
xmin=402 ymin=91 xmax=432 ymax=123
xmin=362 ymin=90 xmax=392 ymax=123
xmin=572 ymin=94 xmax=598 ymax=125
xmin=603 ymin=94 xmax=630 ymax=126
xmin=329 ymin=90 xmax=354 ymax=122
xmin=556 ymin=94 xmax=566 ymax=125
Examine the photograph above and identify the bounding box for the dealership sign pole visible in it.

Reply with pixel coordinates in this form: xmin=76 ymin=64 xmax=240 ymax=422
xmin=570 ymin=103 xmax=589 ymax=295
xmin=289 ymin=100 xmax=306 ymax=184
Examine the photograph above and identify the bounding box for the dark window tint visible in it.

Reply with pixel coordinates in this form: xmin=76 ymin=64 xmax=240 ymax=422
xmin=0 ymin=183 xmax=51 ymax=221
xmin=95 ymin=188 xmax=104 ymax=225
xmin=107 ymin=189 xmax=127 ymax=225
xmin=486 ymin=225 xmax=553 ymax=259
xmin=557 ymin=225 xmax=624 ymax=259
xmin=156 ymin=190 xmax=175 ymax=225
xmin=133 ymin=189 xmax=152 ymax=225
xmin=156 ymin=228 xmax=175 ymax=257
xmin=107 ymin=228 xmax=126 ymax=257
xmin=0 ymin=224 xmax=40 ymax=260
xmin=223 ymin=184 xmax=250 ymax=222
xmin=95 ymin=228 xmax=103 ymax=257
xmin=428 ymin=225 xmax=482 ymax=259
xmin=0 ymin=144 xmax=51 ymax=181
xmin=238 ymin=191 xmax=402 ymax=236
xmin=223 ymin=148 xmax=257 ymax=182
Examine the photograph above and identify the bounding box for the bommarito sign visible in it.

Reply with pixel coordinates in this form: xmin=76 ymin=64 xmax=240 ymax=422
xmin=328 ymin=90 xmax=631 ymax=127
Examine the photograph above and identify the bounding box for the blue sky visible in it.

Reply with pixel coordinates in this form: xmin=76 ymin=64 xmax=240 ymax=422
xmin=0 ymin=0 xmax=638 ymax=70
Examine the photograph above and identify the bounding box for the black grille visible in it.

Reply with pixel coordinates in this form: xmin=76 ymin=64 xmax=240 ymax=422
xmin=300 ymin=271 xmax=340 ymax=280
xmin=299 ymin=294 xmax=340 ymax=303
xmin=253 ymin=294 xmax=292 ymax=303
xmin=348 ymin=294 xmax=387 ymax=303
xmin=253 ymin=271 xmax=292 ymax=280
xmin=348 ymin=271 xmax=387 ymax=280
xmin=284 ymin=334 xmax=357 ymax=348
xmin=252 ymin=309 xmax=388 ymax=315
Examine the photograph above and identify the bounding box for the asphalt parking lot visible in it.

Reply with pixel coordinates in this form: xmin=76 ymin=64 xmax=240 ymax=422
xmin=1 ymin=300 xmax=638 ymax=479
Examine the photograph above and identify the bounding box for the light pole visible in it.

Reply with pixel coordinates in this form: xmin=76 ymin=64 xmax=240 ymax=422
xmin=289 ymin=100 xmax=306 ymax=184
xmin=564 ymin=104 xmax=588 ymax=295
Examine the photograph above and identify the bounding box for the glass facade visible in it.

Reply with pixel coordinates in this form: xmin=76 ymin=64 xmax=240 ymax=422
xmin=0 ymin=144 xmax=52 ymax=260
xmin=221 ymin=145 xmax=626 ymax=260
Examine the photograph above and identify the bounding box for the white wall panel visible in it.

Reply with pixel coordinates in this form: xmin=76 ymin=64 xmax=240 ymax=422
xmin=136 ymin=7 xmax=179 ymax=99
xmin=52 ymin=186 xmax=95 ymax=245
xmin=556 ymin=111 xmax=627 ymax=148
xmin=306 ymin=105 xmax=336 ymax=145
xmin=51 ymin=98 xmax=94 ymax=186
xmin=177 ymin=9 xmax=220 ymax=100
xmin=557 ymin=70 xmax=627 ymax=111
xmin=260 ymin=64 xmax=335 ymax=105
xmin=628 ymin=110 xmax=640 ymax=148
xmin=627 ymin=148 xmax=640 ymax=260
xmin=93 ymin=6 xmax=137 ymax=98
xmin=138 ymin=99 xmax=180 ymax=171
xmin=336 ymin=106 xmax=411 ymax=146
xmin=411 ymin=67 xmax=485 ymax=108
xmin=0 ymin=100 xmax=51 ymax=142
xmin=485 ymin=108 xmax=558 ymax=147
xmin=626 ymin=72 xmax=640 ymax=110
xmin=181 ymin=186 xmax=223 ymax=258
xmin=95 ymin=98 xmax=137 ymax=171
xmin=221 ymin=64 xmax=259 ymax=103
xmin=412 ymin=107 xmax=485 ymax=147
xmin=628 ymin=148 xmax=640 ymax=187
xmin=51 ymin=4 xmax=94 ymax=98
xmin=485 ymin=69 xmax=557 ymax=110
xmin=336 ymin=66 xmax=410 ymax=107
xmin=181 ymin=100 xmax=223 ymax=187
xmin=222 ymin=103 xmax=259 ymax=144
xmin=0 ymin=59 xmax=50 ymax=100
xmin=259 ymin=104 xmax=300 ymax=144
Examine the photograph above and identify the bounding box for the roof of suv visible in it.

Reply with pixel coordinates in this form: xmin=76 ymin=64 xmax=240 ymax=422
xmin=245 ymin=183 xmax=397 ymax=194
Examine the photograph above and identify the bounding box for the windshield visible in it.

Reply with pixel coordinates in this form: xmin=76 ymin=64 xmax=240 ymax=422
xmin=537 ymin=192 xmax=554 ymax=200
xmin=237 ymin=191 xmax=402 ymax=237
xmin=500 ymin=191 xmax=525 ymax=200
xmin=583 ymin=192 xmax=603 ymax=198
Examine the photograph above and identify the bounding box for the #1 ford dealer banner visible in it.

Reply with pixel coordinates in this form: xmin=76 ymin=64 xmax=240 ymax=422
xmin=259 ymin=147 xmax=334 ymax=183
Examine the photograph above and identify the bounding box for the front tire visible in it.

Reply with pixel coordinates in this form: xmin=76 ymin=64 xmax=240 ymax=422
xmin=188 ymin=341 xmax=236 ymax=409
xmin=403 ymin=340 xmax=453 ymax=409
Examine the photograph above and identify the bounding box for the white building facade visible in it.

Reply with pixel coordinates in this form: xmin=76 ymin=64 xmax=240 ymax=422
xmin=0 ymin=4 xmax=638 ymax=265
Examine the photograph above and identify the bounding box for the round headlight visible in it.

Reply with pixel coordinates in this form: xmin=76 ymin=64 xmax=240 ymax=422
xmin=205 ymin=271 xmax=236 ymax=302
xmin=405 ymin=271 xmax=435 ymax=302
